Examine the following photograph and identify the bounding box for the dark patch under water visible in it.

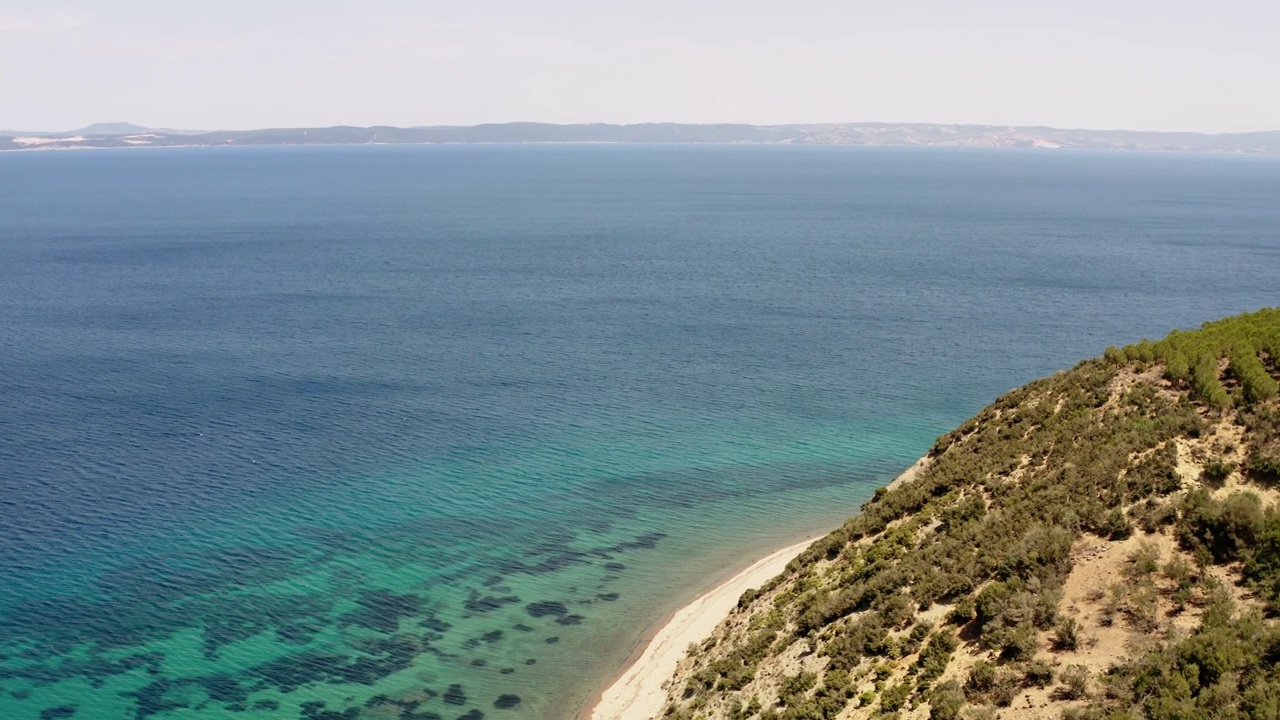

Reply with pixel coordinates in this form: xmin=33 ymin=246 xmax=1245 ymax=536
xmin=523 ymin=602 xmax=568 ymax=619
xmin=463 ymin=595 xmax=520 ymax=614
xmin=419 ymin=617 xmax=453 ymax=633
xmin=340 ymin=590 xmax=426 ymax=633
xmin=0 ymin=522 xmax=662 ymax=717
xmin=301 ymin=701 xmax=359 ymax=720
xmin=442 ymin=685 xmax=466 ymax=706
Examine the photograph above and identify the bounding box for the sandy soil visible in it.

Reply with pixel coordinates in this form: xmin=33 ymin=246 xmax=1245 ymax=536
xmin=585 ymin=537 xmax=817 ymax=720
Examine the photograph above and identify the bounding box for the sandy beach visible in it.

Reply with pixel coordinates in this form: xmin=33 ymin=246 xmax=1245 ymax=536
xmin=583 ymin=537 xmax=817 ymax=720
xmin=583 ymin=457 xmax=931 ymax=720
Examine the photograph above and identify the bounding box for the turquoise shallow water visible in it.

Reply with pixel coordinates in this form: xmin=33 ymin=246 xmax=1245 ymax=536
xmin=1 ymin=145 xmax=1278 ymax=720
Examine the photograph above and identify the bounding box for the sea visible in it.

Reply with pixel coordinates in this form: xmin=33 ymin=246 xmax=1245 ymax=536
xmin=1 ymin=145 xmax=1277 ymax=720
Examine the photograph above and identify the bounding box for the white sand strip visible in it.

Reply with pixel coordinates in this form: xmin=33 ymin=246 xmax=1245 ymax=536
xmin=587 ymin=537 xmax=816 ymax=720
xmin=585 ymin=456 xmax=929 ymax=720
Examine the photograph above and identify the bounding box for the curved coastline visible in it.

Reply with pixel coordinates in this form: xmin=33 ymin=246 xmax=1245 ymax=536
xmin=582 ymin=456 xmax=930 ymax=720
xmin=582 ymin=538 xmax=818 ymax=720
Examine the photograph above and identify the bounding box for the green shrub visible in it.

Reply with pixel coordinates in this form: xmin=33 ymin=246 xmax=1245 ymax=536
xmin=778 ymin=671 xmax=817 ymax=704
xmin=1053 ymin=616 xmax=1082 ymax=651
xmin=916 ymin=630 xmax=958 ymax=683
xmin=1163 ymin=352 xmax=1190 ymax=382
xmin=965 ymin=660 xmax=997 ymax=700
xmin=1243 ymin=406 xmax=1280 ymax=482
xmin=1093 ymin=507 xmax=1134 ymax=540
xmin=1125 ymin=444 xmax=1182 ymax=498
xmin=947 ymin=596 xmax=974 ymax=626
xmin=1250 ymin=451 xmax=1280 ymax=481
xmin=1122 ymin=583 xmax=1161 ymax=633
xmin=1177 ymin=489 xmax=1264 ymax=563
xmin=1057 ymin=664 xmax=1089 ymax=700
xmin=1243 ymin=509 xmax=1280 ymax=610
xmin=880 ymin=682 xmax=911 ymax=713
xmin=997 ymin=621 xmax=1038 ymax=661
xmin=1160 ymin=553 xmax=1193 ymax=586
xmin=1024 ymin=658 xmax=1054 ymax=688
xmin=1202 ymin=458 xmax=1234 ymax=484
xmin=990 ymin=673 xmax=1019 ymax=707
xmin=1124 ymin=541 xmax=1161 ymax=578
xmin=1191 ymin=354 xmax=1232 ymax=408
xmin=1230 ymin=346 xmax=1279 ymax=403
xmin=1130 ymin=498 xmax=1178 ymax=533
xmin=929 ymin=680 xmax=966 ymax=720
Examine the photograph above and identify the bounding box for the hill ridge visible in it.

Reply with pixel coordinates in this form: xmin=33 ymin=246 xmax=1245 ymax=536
xmin=654 ymin=308 xmax=1280 ymax=720
xmin=3 ymin=122 xmax=1280 ymax=153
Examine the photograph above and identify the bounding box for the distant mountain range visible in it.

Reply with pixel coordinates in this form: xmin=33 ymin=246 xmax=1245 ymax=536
xmin=3 ymin=122 xmax=1279 ymax=153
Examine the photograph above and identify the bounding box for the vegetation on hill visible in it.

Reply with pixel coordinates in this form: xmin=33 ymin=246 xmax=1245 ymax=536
xmin=660 ymin=308 xmax=1280 ymax=720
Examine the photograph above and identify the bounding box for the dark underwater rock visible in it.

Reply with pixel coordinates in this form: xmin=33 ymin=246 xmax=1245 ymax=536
xmin=419 ymin=617 xmax=452 ymax=633
xmin=276 ymin=623 xmax=319 ymax=645
xmin=340 ymin=590 xmax=425 ymax=633
xmin=464 ymin=595 xmax=519 ymax=613
xmin=524 ymin=601 xmax=568 ymax=618
xmin=196 ymin=674 xmax=248 ymax=703
xmin=443 ymin=684 xmax=467 ymax=705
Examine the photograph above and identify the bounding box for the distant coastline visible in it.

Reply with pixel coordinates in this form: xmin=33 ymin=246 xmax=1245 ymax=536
xmin=3 ymin=121 xmax=1280 ymax=154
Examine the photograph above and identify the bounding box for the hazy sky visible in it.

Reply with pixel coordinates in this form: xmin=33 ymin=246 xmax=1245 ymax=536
xmin=2 ymin=1 xmax=1277 ymax=133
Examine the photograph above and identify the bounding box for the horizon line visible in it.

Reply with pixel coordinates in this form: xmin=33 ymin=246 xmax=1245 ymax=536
xmin=5 ymin=120 xmax=1280 ymax=138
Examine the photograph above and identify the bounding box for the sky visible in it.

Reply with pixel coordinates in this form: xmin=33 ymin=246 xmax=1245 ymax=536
xmin=1 ymin=1 xmax=1277 ymax=133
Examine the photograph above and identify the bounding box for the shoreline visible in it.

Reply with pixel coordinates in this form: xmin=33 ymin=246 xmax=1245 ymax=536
xmin=579 ymin=456 xmax=931 ymax=720
xmin=580 ymin=537 xmax=820 ymax=720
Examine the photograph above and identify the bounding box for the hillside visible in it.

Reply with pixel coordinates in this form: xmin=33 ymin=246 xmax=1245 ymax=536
xmin=658 ymin=308 xmax=1280 ymax=720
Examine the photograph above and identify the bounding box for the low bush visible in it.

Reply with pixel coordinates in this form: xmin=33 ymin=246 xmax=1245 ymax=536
xmin=1057 ymin=664 xmax=1089 ymax=700
xmin=1053 ymin=616 xmax=1082 ymax=651
xmin=928 ymin=680 xmax=966 ymax=720
xmin=1024 ymin=658 xmax=1054 ymax=688
xmin=1202 ymin=458 xmax=1234 ymax=484
xmin=1176 ymin=490 xmax=1264 ymax=563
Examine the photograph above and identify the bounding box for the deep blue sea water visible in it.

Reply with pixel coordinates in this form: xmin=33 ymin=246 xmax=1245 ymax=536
xmin=1 ymin=145 xmax=1277 ymax=720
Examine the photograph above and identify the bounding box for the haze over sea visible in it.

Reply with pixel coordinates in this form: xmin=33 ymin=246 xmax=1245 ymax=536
xmin=1 ymin=145 xmax=1277 ymax=720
